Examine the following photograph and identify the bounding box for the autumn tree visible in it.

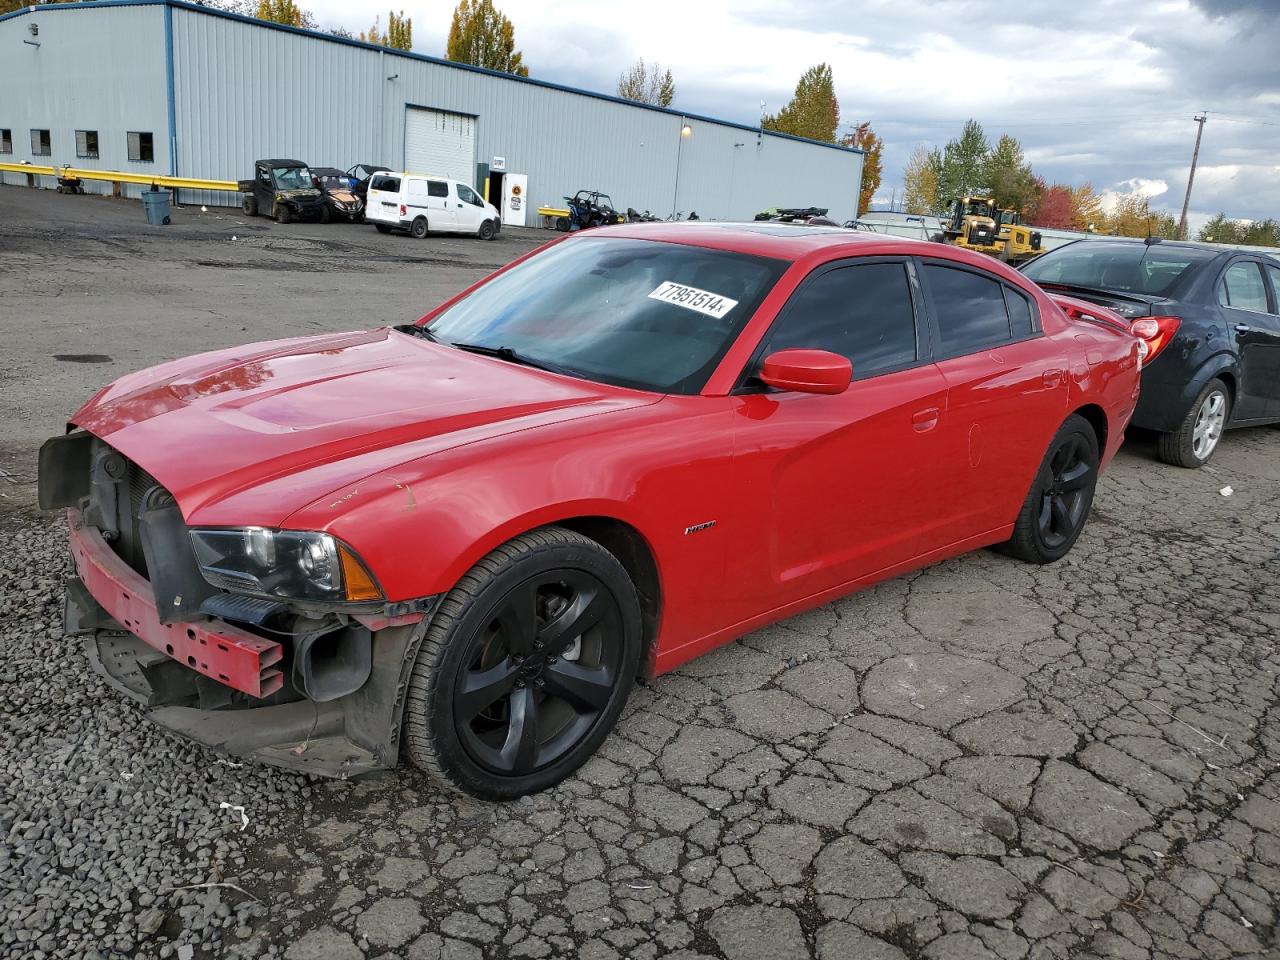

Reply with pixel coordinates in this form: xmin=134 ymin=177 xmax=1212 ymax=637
xmin=1028 ymin=183 xmax=1074 ymax=229
xmin=360 ymin=15 xmax=384 ymax=45
xmin=254 ymin=0 xmax=312 ymax=27
xmin=936 ymin=119 xmax=990 ymax=204
xmin=763 ymin=63 xmax=839 ymax=143
xmin=903 ymin=144 xmax=942 ymax=215
xmin=386 ymin=10 xmax=411 ymax=50
xmin=617 ymin=59 xmax=675 ymax=107
xmin=840 ymin=122 xmax=882 ymax=216
xmin=447 ymin=0 xmax=528 ymax=76
xmin=1070 ymin=183 xmax=1105 ymax=232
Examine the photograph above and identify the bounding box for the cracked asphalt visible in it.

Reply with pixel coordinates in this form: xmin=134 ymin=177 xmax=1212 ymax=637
xmin=2 ymin=185 xmax=1279 ymax=960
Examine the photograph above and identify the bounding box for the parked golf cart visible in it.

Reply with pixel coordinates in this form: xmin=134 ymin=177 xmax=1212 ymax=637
xmin=556 ymin=190 xmax=626 ymax=231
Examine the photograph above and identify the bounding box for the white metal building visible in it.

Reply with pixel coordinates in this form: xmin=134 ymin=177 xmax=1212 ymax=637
xmin=0 ymin=0 xmax=863 ymax=223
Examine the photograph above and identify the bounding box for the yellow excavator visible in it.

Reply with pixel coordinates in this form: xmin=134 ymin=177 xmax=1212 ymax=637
xmin=936 ymin=196 xmax=1043 ymax=264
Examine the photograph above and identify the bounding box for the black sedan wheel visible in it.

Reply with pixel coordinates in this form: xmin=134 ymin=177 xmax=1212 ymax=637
xmin=1005 ymin=413 xmax=1099 ymax=564
xmin=404 ymin=527 xmax=642 ymax=799
xmin=1157 ymin=378 xmax=1230 ymax=468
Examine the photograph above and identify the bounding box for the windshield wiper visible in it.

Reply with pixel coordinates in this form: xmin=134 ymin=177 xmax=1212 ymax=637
xmin=449 ymin=342 xmax=576 ymax=376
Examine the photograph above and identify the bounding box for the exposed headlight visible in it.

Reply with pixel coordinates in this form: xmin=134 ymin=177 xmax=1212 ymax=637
xmin=189 ymin=528 xmax=381 ymax=603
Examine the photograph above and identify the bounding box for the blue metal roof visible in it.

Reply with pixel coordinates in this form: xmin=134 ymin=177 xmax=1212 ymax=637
xmin=1 ymin=0 xmax=862 ymax=156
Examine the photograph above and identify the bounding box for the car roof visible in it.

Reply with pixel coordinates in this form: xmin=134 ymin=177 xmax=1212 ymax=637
xmin=311 ymin=167 xmax=345 ymax=177
xmin=261 ymin=158 xmax=307 ymax=167
xmin=573 ymin=221 xmax=941 ymax=262
xmin=1051 ymin=237 xmax=1231 ymax=258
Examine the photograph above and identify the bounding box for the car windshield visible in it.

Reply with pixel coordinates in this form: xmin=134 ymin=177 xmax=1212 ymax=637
xmin=425 ymin=236 xmax=789 ymax=394
xmin=1024 ymin=242 xmax=1213 ymax=296
xmin=272 ymin=166 xmax=311 ymax=189
xmin=318 ymin=175 xmax=347 ymax=191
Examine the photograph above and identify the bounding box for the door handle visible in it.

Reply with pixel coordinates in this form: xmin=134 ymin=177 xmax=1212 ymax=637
xmin=457 ymin=203 xmax=464 ymax=208
xmin=912 ymin=407 xmax=941 ymax=432
xmin=1042 ymin=368 xmax=1064 ymax=387
xmin=1235 ymin=323 xmax=1252 ymax=333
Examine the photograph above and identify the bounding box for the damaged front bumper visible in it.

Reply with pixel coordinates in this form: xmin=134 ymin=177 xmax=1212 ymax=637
xmin=63 ymin=507 xmax=433 ymax=779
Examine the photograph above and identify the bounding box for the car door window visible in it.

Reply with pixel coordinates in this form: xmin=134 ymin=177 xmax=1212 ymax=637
xmin=1266 ymin=264 xmax=1280 ymax=315
xmin=458 ymin=184 xmax=483 ymax=207
xmin=427 ymin=180 xmax=448 ymax=198
xmin=923 ymin=263 xmax=1016 ymax=357
xmin=763 ymin=261 xmax=917 ymax=379
xmin=1004 ymin=286 xmax=1035 ymax=338
xmin=1219 ymin=262 xmax=1269 ymax=312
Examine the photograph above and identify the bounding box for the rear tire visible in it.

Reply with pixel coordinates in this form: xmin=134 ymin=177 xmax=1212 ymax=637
xmin=1004 ymin=413 xmax=1100 ymax=564
xmin=241 ymin=195 xmax=257 ymax=217
xmin=275 ymin=203 xmax=292 ymax=224
xmin=375 ymin=223 xmax=392 ymax=234
xmin=319 ymin=205 xmax=332 ymax=225
xmin=410 ymin=216 xmax=429 ymax=239
xmin=403 ymin=527 xmax=642 ymax=800
xmin=1156 ymin=378 xmax=1230 ymax=468
xmin=478 ymin=219 xmax=497 ymax=241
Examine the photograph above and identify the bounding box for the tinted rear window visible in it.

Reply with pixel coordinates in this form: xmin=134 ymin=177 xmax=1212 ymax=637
xmin=923 ymin=264 xmax=1015 ymax=356
xmin=1024 ymin=243 xmax=1211 ymax=296
xmin=370 ymin=175 xmax=400 ymax=192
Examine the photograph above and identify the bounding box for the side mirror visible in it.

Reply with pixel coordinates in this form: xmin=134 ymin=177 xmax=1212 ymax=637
xmin=758 ymin=348 xmax=852 ymax=395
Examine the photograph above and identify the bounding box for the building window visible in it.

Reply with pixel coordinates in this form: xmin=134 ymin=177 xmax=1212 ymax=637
xmin=127 ymin=131 xmax=154 ymax=163
xmin=31 ymin=128 xmax=51 ymax=156
xmin=0 ymin=129 xmax=12 ymax=154
xmin=76 ymin=129 xmax=99 ymax=159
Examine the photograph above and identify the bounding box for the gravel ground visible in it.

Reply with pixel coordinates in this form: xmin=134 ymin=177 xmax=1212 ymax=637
xmin=1 ymin=185 xmax=1279 ymax=960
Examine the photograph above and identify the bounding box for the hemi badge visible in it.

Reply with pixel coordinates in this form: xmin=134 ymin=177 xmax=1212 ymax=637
xmin=684 ymin=520 xmax=716 ymax=535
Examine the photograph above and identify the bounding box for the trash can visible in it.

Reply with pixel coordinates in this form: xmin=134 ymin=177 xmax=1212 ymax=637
xmin=141 ymin=189 xmax=171 ymax=226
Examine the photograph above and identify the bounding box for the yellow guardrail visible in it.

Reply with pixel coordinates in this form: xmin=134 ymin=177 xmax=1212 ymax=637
xmin=0 ymin=162 xmax=238 ymax=193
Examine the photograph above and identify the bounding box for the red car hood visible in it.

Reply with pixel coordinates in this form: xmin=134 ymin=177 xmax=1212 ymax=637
xmin=72 ymin=328 xmax=655 ymax=525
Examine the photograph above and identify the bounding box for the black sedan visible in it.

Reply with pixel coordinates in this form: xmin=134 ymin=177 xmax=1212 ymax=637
xmin=1023 ymin=238 xmax=1280 ymax=467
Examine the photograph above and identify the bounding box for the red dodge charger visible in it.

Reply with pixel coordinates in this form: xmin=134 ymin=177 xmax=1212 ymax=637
xmin=40 ymin=223 xmax=1141 ymax=798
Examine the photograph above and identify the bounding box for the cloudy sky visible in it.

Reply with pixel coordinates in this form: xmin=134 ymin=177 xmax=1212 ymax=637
xmin=305 ymin=0 xmax=1279 ymax=232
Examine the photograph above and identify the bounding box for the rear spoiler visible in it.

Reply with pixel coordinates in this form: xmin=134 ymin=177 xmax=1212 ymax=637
xmin=1049 ymin=294 xmax=1131 ymax=334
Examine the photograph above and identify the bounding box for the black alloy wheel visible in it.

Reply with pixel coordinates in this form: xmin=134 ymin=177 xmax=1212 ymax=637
xmin=1005 ymin=413 xmax=1099 ymax=564
xmin=404 ymin=527 xmax=642 ymax=799
xmin=453 ymin=568 xmax=623 ymax=776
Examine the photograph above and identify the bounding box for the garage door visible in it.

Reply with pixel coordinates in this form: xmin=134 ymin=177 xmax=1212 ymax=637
xmin=404 ymin=107 xmax=476 ymax=184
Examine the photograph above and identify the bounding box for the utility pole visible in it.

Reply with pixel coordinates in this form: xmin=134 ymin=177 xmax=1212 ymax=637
xmin=1177 ymin=113 xmax=1207 ymax=240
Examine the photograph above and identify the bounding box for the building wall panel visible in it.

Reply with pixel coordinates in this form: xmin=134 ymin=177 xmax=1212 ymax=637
xmin=0 ymin=5 xmax=169 ymax=198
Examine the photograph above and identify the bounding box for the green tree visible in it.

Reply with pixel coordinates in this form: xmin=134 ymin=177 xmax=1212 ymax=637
xmin=447 ymin=0 xmax=528 ymax=77
xmin=359 ymin=15 xmax=384 ymax=45
xmin=983 ymin=134 xmax=1040 ymax=214
xmin=903 ymin=144 xmax=942 ymax=215
xmin=1198 ymin=213 xmax=1238 ymax=243
xmin=763 ymin=63 xmax=839 ymax=143
xmin=936 ymin=119 xmax=990 ymax=204
xmin=617 ymin=58 xmax=675 ymax=107
xmin=841 ymin=122 xmax=882 ymax=216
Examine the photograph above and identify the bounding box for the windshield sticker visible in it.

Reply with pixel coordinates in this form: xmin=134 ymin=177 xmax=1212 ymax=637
xmin=647 ymin=281 xmax=739 ymax=319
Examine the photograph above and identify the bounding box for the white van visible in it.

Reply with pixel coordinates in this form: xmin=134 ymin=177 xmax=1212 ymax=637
xmin=365 ymin=172 xmax=502 ymax=240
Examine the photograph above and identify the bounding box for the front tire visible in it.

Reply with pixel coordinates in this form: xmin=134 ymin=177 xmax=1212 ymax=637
xmin=1156 ymin=378 xmax=1230 ymax=468
xmin=404 ymin=527 xmax=642 ymax=800
xmin=275 ymin=203 xmax=292 ymax=224
xmin=1004 ymin=414 xmax=1100 ymax=564
xmin=410 ymin=216 xmax=429 ymax=239
xmin=478 ymin=219 xmax=497 ymax=241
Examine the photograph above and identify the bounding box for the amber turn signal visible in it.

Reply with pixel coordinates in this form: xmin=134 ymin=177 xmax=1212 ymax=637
xmin=339 ymin=544 xmax=382 ymax=601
